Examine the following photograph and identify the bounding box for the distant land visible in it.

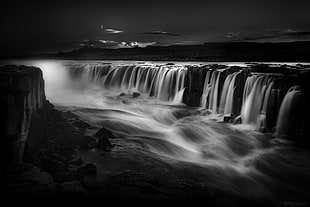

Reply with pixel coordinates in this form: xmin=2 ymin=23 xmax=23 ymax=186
xmin=3 ymin=41 xmax=310 ymax=62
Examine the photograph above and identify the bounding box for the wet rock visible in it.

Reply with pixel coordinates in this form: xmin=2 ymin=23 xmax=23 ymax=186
xmin=104 ymin=170 xmax=161 ymax=199
xmin=223 ymin=113 xmax=234 ymax=123
xmin=95 ymin=127 xmax=116 ymax=139
xmin=201 ymin=109 xmax=212 ymax=116
xmin=234 ymin=115 xmax=242 ymax=124
xmin=96 ymin=141 xmax=112 ymax=150
xmin=59 ymin=181 xmax=86 ymax=193
xmin=76 ymin=164 xmax=97 ymax=176
xmin=63 ymin=111 xmax=77 ymax=119
xmin=69 ymin=158 xmax=83 ymax=166
xmin=79 ymin=136 xmax=97 ymax=150
xmin=83 ymin=135 xmax=97 ymax=143
xmin=93 ymin=127 xmax=113 ymax=150
xmin=57 ymin=122 xmax=75 ymax=137
xmin=79 ymin=142 xmax=93 ymax=150
xmin=121 ymin=99 xmax=132 ymax=104
xmin=18 ymin=164 xmax=55 ymax=185
xmin=183 ymin=66 xmax=208 ymax=107
xmin=132 ymin=92 xmax=140 ymax=98
xmin=72 ymin=120 xmax=91 ymax=129
xmin=42 ymin=158 xmax=68 ymax=175
xmin=8 ymin=164 xmax=57 ymax=197
xmin=53 ymin=172 xmax=83 ymax=183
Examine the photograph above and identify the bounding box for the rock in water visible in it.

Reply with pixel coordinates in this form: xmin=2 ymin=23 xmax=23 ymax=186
xmin=76 ymin=163 xmax=97 ymax=175
xmin=95 ymin=127 xmax=115 ymax=139
xmin=223 ymin=113 xmax=234 ymax=123
xmin=69 ymin=158 xmax=83 ymax=166
xmin=59 ymin=181 xmax=87 ymax=194
xmin=132 ymin=92 xmax=140 ymax=98
xmin=234 ymin=115 xmax=242 ymax=124
xmin=93 ymin=127 xmax=114 ymax=149
xmin=121 ymin=99 xmax=132 ymax=104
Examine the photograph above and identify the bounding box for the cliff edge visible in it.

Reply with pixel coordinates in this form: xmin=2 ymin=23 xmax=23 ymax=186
xmin=0 ymin=65 xmax=46 ymax=165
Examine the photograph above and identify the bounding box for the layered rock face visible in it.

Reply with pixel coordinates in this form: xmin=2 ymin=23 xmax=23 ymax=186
xmin=0 ymin=65 xmax=46 ymax=165
xmin=1 ymin=65 xmax=112 ymax=199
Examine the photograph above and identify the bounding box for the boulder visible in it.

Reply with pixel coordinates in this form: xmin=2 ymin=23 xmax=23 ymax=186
xmin=53 ymin=172 xmax=83 ymax=183
xmin=132 ymin=92 xmax=140 ymax=98
xmin=69 ymin=158 xmax=83 ymax=166
xmin=234 ymin=115 xmax=242 ymax=124
xmin=59 ymin=181 xmax=87 ymax=194
xmin=79 ymin=142 xmax=93 ymax=150
xmin=76 ymin=164 xmax=97 ymax=176
xmin=72 ymin=120 xmax=91 ymax=129
xmin=200 ymin=109 xmax=212 ymax=116
xmin=8 ymin=164 xmax=56 ymax=197
xmin=95 ymin=127 xmax=116 ymax=139
xmin=121 ymin=99 xmax=132 ymax=104
xmin=41 ymin=158 xmax=68 ymax=175
xmin=223 ymin=113 xmax=234 ymax=123
xmin=93 ymin=127 xmax=113 ymax=149
xmin=19 ymin=164 xmax=55 ymax=185
xmin=63 ymin=111 xmax=77 ymax=119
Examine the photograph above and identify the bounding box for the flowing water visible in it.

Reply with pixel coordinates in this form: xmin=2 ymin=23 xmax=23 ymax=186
xmin=6 ymin=60 xmax=310 ymax=204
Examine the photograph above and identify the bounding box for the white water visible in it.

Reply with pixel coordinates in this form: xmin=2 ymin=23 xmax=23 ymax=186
xmin=5 ymin=59 xmax=310 ymax=203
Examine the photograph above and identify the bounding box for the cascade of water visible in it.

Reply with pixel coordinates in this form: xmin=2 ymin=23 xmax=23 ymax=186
xmin=241 ymin=76 xmax=272 ymax=124
xmin=68 ymin=62 xmax=305 ymax=135
xmin=218 ymin=73 xmax=233 ymax=114
xmin=223 ymin=71 xmax=240 ymax=115
xmin=208 ymin=71 xmax=222 ymax=113
xmin=68 ymin=64 xmax=187 ymax=103
xmin=200 ymin=70 xmax=213 ymax=108
xmin=276 ymin=86 xmax=305 ymax=138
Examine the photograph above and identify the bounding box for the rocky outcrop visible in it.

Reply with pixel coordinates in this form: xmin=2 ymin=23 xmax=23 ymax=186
xmin=1 ymin=65 xmax=107 ymax=198
xmin=183 ymin=66 xmax=208 ymax=106
xmin=0 ymin=65 xmax=46 ymax=165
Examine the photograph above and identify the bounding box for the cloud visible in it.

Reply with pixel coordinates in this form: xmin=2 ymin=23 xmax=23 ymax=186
xmin=79 ymin=39 xmax=157 ymax=49
xmin=241 ymin=29 xmax=310 ymax=42
xmin=142 ymin=31 xmax=179 ymax=36
xmin=282 ymin=29 xmax=310 ymax=37
xmin=118 ymin=41 xmax=157 ymax=48
xmin=103 ymin=28 xmax=123 ymax=34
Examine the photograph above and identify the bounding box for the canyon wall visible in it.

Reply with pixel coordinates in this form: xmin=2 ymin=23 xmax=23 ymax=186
xmin=0 ymin=65 xmax=46 ymax=165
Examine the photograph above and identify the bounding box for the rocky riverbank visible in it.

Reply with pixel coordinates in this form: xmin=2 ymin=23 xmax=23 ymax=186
xmin=1 ymin=65 xmax=111 ymax=200
xmin=0 ymin=65 xmax=224 ymax=205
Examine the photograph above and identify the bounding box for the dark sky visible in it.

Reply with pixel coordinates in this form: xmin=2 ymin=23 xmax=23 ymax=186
xmin=1 ymin=0 xmax=310 ymax=56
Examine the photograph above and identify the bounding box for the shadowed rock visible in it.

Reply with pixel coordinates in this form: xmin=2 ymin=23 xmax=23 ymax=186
xmin=76 ymin=164 xmax=97 ymax=176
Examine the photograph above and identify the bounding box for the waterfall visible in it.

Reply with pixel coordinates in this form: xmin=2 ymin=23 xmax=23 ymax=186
xmin=241 ymin=76 xmax=272 ymax=124
xmin=198 ymin=67 xmax=306 ymax=137
xmin=67 ymin=62 xmax=306 ymax=137
xmin=68 ymin=63 xmax=186 ymax=103
xmin=276 ymin=86 xmax=305 ymax=138
xmin=218 ymin=71 xmax=242 ymax=115
xmin=208 ymin=70 xmax=222 ymax=113
xmin=200 ymin=70 xmax=213 ymax=108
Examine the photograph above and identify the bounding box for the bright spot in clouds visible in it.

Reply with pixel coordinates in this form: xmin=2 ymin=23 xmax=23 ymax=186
xmin=103 ymin=28 xmax=123 ymax=34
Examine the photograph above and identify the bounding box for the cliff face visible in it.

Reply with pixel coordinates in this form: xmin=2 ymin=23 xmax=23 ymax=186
xmin=0 ymin=65 xmax=46 ymax=165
